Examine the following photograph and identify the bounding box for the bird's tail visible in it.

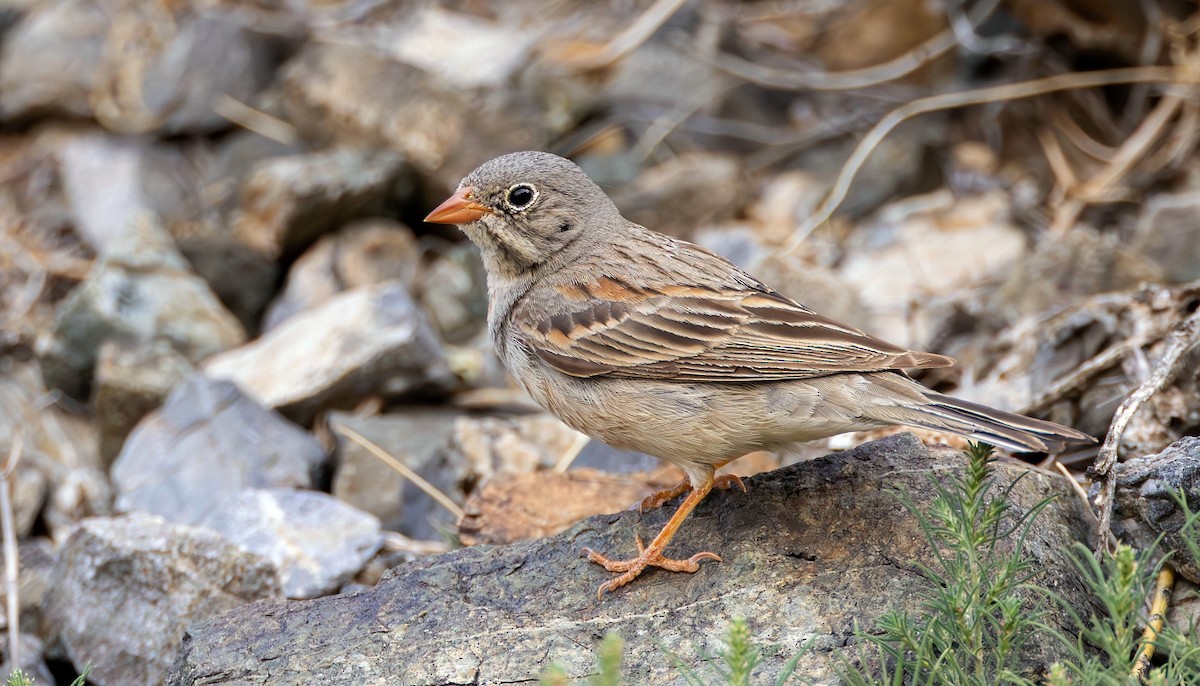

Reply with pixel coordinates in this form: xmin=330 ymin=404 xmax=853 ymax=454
xmin=863 ymin=373 xmax=1095 ymax=453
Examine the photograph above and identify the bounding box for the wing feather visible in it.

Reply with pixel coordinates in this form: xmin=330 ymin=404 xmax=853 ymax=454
xmin=517 ymin=279 xmax=954 ymax=382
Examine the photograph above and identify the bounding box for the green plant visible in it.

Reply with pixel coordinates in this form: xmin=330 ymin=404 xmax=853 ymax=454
xmin=1047 ymin=543 xmax=1200 ymax=685
xmin=540 ymin=619 xmax=806 ymax=685
xmin=5 ymin=668 xmax=89 ymax=686
xmin=540 ymin=632 xmax=625 ymax=686
xmin=840 ymin=442 xmax=1050 ymax=686
xmin=664 ymin=617 xmax=806 ymax=686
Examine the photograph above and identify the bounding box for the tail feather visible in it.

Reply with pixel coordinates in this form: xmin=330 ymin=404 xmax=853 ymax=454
xmin=904 ymin=392 xmax=1094 ymax=453
xmin=858 ymin=372 xmax=1095 ymax=453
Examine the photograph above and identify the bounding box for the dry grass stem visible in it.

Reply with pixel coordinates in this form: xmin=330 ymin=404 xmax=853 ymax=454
xmin=710 ymin=0 xmax=1002 ymax=92
xmin=214 ymin=95 xmax=300 ymax=146
xmin=2 ymin=434 xmax=24 ymax=672
xmin=333 ymin=425 xmax=466 ymax=521
xmin=1047 ymin=91 xmax=1184 ymax=235
xmin=552 ymin=431 xmax=592 ymax=474
xmin=786 ymin=65 xmax=1199 ymax=254
xmin=382 ymin=532 xmax=452 ymax=557
xmin=1090 ymin=308 xmax=1200 ymax=555
xmin=1053 ymin=460 xmax=1094 ymax=513
xmin=551 ymin=0 xmax=689 ymax=70
xmin=1132 ymin=566 xmax=1176 ymax=679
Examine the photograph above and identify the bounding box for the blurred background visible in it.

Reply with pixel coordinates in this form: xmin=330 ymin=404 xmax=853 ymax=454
xmin=2 ymin=0 xmax=1200 ymax=682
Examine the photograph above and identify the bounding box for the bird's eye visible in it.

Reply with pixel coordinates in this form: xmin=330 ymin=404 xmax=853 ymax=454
xmin=504 ymin=184 xmax=538 ymax=211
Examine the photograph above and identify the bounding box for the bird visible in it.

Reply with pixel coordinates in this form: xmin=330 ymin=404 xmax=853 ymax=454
xmin=425 ymin=150 xmax=1094 ymax=598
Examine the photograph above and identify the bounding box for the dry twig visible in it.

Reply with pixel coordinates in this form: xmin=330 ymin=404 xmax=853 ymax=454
xmin=709 ymin=0 xmax=1002 ymax=91
xmin=784 ymin=66 xmax=1200 ymax=254
xmin=1089 ymin=308 xmax=1200 ymax=555
xmin=1132 ymin=566 xmax=1175 ymax=680
xmin=1 ymin=435 xmax=23 ymax=671
xmin=333 ymin=425 xmax=466 ymax=521
xmin=548 ymin=0 xmax=689 ymax=71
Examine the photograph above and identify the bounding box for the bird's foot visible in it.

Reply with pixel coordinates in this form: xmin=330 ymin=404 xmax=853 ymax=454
xmin=582 ymin=535 xmax=721 ymax=599
xmin=636 ymin=474 xmax=746 ymax=512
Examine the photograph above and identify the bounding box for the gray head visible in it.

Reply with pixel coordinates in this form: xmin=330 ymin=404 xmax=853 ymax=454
xmin=425 ymin=151 xmax=620 ymax=278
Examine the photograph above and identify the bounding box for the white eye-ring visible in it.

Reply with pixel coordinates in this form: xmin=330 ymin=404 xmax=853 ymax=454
xmin=504 ymin=183 xmax=539 ymax=212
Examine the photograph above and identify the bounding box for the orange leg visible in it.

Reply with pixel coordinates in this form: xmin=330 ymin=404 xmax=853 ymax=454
xmin=637 ymin=473 xmax=746 ymax=512
xmin=584 ymin=471 xmax=733 ymax=598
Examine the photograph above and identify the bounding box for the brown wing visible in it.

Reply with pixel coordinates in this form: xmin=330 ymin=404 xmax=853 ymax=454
xmin=515 ymin=276 xmax=954 ymax=381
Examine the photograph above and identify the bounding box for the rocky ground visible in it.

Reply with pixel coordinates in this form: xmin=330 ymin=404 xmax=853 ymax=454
xmin=0 ymin=0 xmax=1199 ymax=684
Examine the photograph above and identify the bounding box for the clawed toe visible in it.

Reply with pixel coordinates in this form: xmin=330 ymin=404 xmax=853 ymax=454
xmin=583 ymin=539 xmax=721 ymax=598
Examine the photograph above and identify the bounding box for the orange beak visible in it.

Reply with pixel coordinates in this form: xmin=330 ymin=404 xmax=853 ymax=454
xmin=424 ymin=187 xmax=492 ymax=224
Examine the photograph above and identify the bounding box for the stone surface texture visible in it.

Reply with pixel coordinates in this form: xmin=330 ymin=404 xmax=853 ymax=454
xmin=169 ymin=434 xmax=1095 ymax=686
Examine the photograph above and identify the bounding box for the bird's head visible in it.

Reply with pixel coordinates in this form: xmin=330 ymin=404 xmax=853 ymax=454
xmin=425 ymin=151 xmax=619 ymax=278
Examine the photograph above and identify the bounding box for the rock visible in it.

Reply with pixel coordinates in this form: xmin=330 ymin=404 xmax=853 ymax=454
xmin=0 ymin=538 xmax=56 ymax=639
xmin=111 ymin=375 xmax=326 ymax=526
xmin=411 ymin=238 xmax=488 ymax=345
xmin=1 ymin=634 xmax=54 ymax=686
xmin=89 ymin=4 xmax=280 ymax=135
xmin=203 ymin=283 xmax=449 ymax=424
xmin=0 ymin=360 xmax=109 ymax=541
xmin=839 ymin=189 xmax=1027 ymax=347
xmin=1112 ymin=436 xmax=1200 ymax=584
xmin=46 ymin=513 xmax=281 ymax=686
xmin=37 ymin=222 xmax=246 ymax=400
xmin=458 ymin=468 xmax=678 ymax=546
xmin=0 ymin=0 xmax=279 ymax=134
xmin=996 ymin=226 xmax=1163 ymax=318
xmin=449 ymin=413 xmax=583 ymax=479
xmin=263 ymin=220 xmax=421 ymax=331
xmin=10 ymin=461 xmax=46 ymax=537
xmin=231 ymin=148 xmax=410 ymax=261
xmin=168 ymin=434 xmax=1095 ymax=685
xmin=380 ymin=6 xmax=537 ymax=90
xmin=610 ymin=153 xmax=745 ymax=239
xmin=0 ymin=0 xmax=105 ymax=121
xmin=328 ymin=409 xmax=460 ymax=536
xmin=199 ymin=488 xmax=382 ymax=599
xmin=54 ymin=130 xmax=196 ymax=252
xmin=1132 ymin=191 xmax=1200 ymax=283
xmin=92 ymin=338 xmax=193 ymax=468
xmin=278 ymin=41 xmax=548 ymax=187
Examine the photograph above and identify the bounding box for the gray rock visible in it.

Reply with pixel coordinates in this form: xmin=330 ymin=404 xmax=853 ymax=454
xmin=411 ymin=238 xmax=488 ymax=345
xmin=329 ymin=409 xmax=460 ymax=536
xmin=2 ymin=634 xmax=54 ymax=686
xmin=0 ymin=0 xmax=279 ymax=134
xmin=92 ymin=338 xmax=193 ymax=469
xmin=610 ymin=152 xmax=745 ymax=239
xmin=263 ymin=219 xmax=422 ymax=331
xmin=203 ymin=283 xmax=449 ymax=424
xmin=10 ymin=461 xmax=46 ymax=537
xmin=54 ymin=130 xmax=207 ymax=253
xmin=46 ymin=513 xmax=281 ymax=686
xmin=0 ymin=361 xmax=110 ymax=541
xmin=111 ymin=375 xmax=326 ymax=526
xmin=37 ymin=222 xmax=246 ymax=399
xmin=278 ymin=41 xmax=548 ymax=188
xmin=0 ymin=0 xmax=105 ymax=121
xmin=199 ymin=488 xmax=382 ymax=599
xmin=90 ymin=8 xmax=279 ymax=135
xmin=1113 ymin=436 xmax=1200 ymax=583
xmin=1133 ymin=191 xmax=1200 ymax=283
xmin=231 ymin=148 xmax=410 ymax=261
xmin=168 ymin=434 xmax=1095 ymax=685
xmin=0 ymin=538 xmax=56 ymax=640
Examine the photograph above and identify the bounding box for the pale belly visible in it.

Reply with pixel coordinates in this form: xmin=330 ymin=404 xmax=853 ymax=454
xmin=504 ymin=345 xmax=883 ymax=476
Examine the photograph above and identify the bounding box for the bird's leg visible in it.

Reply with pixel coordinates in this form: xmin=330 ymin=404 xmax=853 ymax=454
xmin=637 ymin=473 xmax=746 ymax=512
xmin=583 ymin=471 xmax=725 ymax=598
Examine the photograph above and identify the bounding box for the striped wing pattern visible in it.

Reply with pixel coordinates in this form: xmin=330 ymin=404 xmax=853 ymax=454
xmin=519 ymin=277 xmax=954 ymax=381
